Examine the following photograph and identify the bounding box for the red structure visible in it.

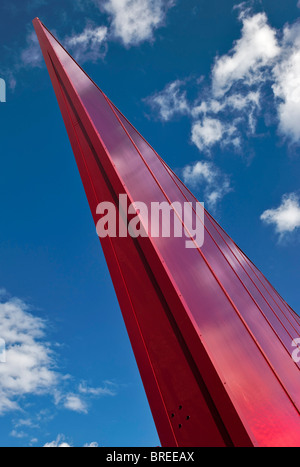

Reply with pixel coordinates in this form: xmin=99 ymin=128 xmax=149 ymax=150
xmin=33 ymin=18 xmax=300 ymax=447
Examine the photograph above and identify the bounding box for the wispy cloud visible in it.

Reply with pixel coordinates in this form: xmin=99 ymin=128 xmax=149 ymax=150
xmin=13 ymin=418 xmax=38 ymax=429
xmin=0 ymin=291 xmax=116 ymax=422
xmin=145 ymin=5 xmax=300 ymax=153
xmin=103 ymin=0 xmax=175 ymax=46
xmin=145 ymin=80 xmax=190 ymax=121
xmin=182 ymin=161 xmax=232 ymax=211
xmin=78 ymin=382 xmax=116 ymax=397
xmin=10 ymin=430 xmax=28 ymax=439
xmin=261 ymin=193 xmax=300 ymax=239
xmin=65 ymin=24 xmax=108 ymax=63
xmin=53 ymin=380 xmax=117 ymax=414
xmin=3 ymin=0 xmax=176 ymax=91
xmin=20 ymin=31 xmax=43 ymax=68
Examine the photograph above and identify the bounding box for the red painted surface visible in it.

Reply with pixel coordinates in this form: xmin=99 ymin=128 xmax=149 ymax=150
xmin=33 ymin=18 xmax=300 ymax=447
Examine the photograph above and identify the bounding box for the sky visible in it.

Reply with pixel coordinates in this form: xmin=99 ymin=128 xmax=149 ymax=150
xmin=0 ymin=0 xmax=299 ymax=447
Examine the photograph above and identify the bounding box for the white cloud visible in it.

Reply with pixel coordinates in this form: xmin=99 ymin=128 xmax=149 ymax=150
xmin=65 ymin=25 xmax=108 ymax=63
xmin=104 ymin=0 xmax=175 ymax=46
xmin=63 ymin=394 xmax=88 ymax=414
xmin=298 ymin=1 xmax=300 ymax=8
xmin=183 ymin=161 xmax=215 ymax=185
xmin=192 ymin=91 xmax=260 ymax=136
xmin=183 ymin=161 xmax=232 ymax=210
xmin=44 ymin=435 xmax=72 ymax=448
xmin=78 ymin=382 xmax=116 ymax=397
xmin=212 ymin=11 xmax=279 ymax=97
xmin=19 ymin=23 xmax=107 ymax=70
xmin=53 ymin=381 xmax=116 ymax=414
xmin=191 ymin=118 xmax=240 ymax=152
xmin=261 ymin=193 xmax=300 ymax=237
xmin=0 ymin=295 xmax=58 ymax=415
xmin=226 ymin=91 xmax=260 ymax=133
xmin=210 ymin=9 xmax=300 ymax=145
xmin=144 ymin=7 xmax=300 ymax=151
xmin=54 ymin=390 xmax=88 ymax=414
xmin=191 ymin=118 xmax=224 ymax=151
xmin=145 ymin=80 xmax=190 ymax=121
xmin=272 ymin=23 xmax=300 ymax=143
xmin=143 ymin=9 xmax=272 ymax=153
xmin=0 ymin=292 xmax=116 ymax=419
xmin=225 ymin=91 xmax=260 ymax=111
xmin=43 ymin=435 xmax=98 ymax=447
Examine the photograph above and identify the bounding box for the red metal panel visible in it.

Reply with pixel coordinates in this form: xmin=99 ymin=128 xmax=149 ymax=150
xmin=33 ymin=18 xmax=300 ymax=447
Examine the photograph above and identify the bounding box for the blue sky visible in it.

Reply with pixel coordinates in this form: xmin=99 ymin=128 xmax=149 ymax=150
xmin=0 ymin=0 xmax=299 ymax=447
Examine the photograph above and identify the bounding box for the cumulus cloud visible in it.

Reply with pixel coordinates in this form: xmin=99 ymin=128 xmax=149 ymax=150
xmin=103 ymin=0 xmax=175 ymax=46
xmin=65 ymin=24 xmax=108 ymax=63
xmin=261 ymin=193 xmax=300 ymax=238
xmin=44 ymin=434 xmax=98 ymax=447
xmin=144 ymin=9 xmax=275 ymax=152
xmin=272 ymin=22 xmax=300 ymax=143
xmin=145 ymin=6 xmax=300 ymax=152
xmin=0 ymin=292 xmax=116 ymax=422
xmin=44 ymin=435 xmax=72 ymax=448
xmin=63 ymin=394 xmax=88 ymax=414
xmin=0 ymin=294 xmax=58 ymax=415
xmin=212 ymin=11 xmax=279 ymax=97
xmin=191 ymin=118 xmax=223 ymax=151
xmin=191 ymin=118 xmax=240 ymax=152
xmin=183 ymin=161 xmax=232 ymax=210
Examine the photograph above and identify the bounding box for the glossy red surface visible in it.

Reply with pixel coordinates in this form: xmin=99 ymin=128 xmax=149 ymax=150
xmin=33 ymin=18 xmax=300 ymax=447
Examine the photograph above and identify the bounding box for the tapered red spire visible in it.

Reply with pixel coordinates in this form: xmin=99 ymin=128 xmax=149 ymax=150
xmin=33 ymin=18 xmax=300 ymax=447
